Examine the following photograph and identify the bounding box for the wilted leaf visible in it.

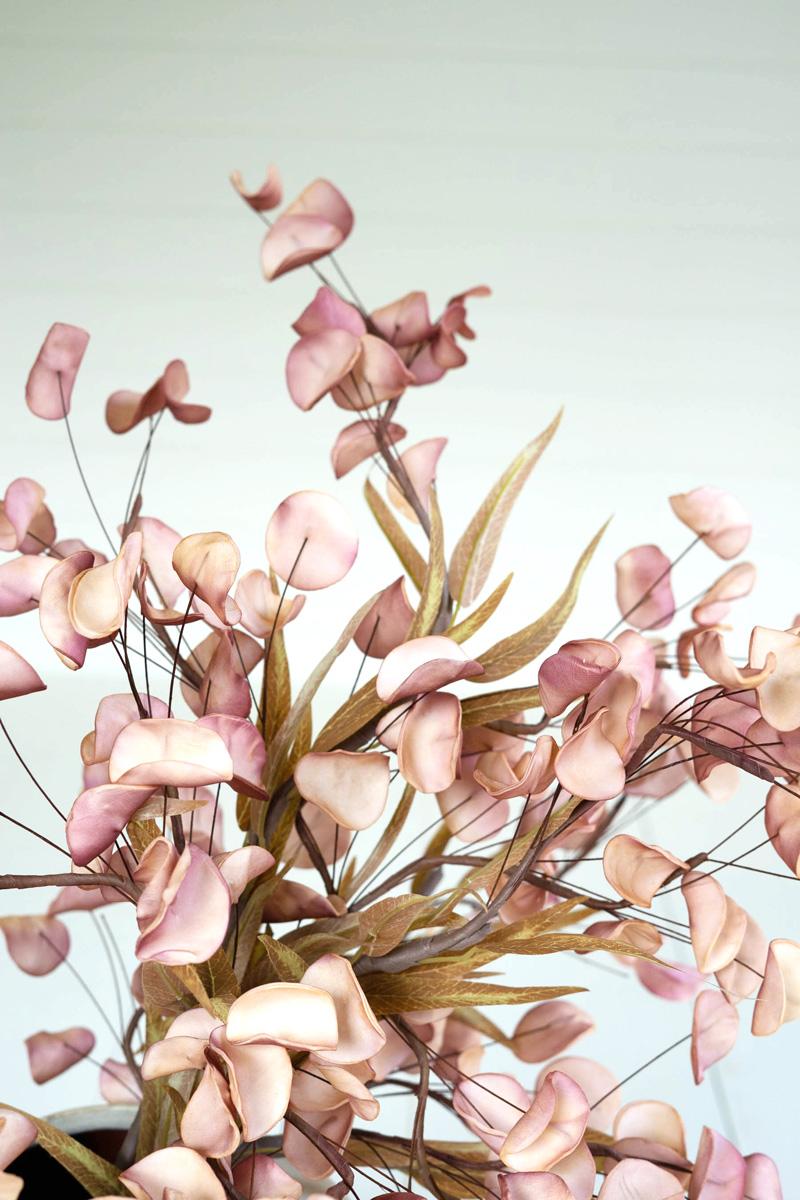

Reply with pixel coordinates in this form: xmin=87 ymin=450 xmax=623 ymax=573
xmin=6 ymin=1105 xmax=121 ymax=1196
xmin=449 ymin=412 xmax=561 ymax=611
xmin=478 ymin=520 xmax=610 ymax=682
xmin=409 ymin=490 xmax=446 ymax=638
xmin=461 ymin=686 xmax=541 ymax=727
xmin=364 ymin=477 xmax=426 ymax=591
xmin=259 ymin=934 xmax=307 ymax=982
xmin=358 ymin=894 xmax=432 ymax=958
xmin=448 ymin=573 xmax=513 ymax=644
xmin=127 ymin=817 xmax=161 ymax=857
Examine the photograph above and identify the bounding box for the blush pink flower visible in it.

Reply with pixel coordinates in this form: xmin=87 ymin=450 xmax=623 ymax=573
xmin=106 ymin=360 xmax=210 ymax=435
xmin=25 ymin=322 xmax=90 ymax=420
xmin=261 ymin=180 xmax=354 ymax=280
xmin=669 ymin=486 xmax=751 ymax=559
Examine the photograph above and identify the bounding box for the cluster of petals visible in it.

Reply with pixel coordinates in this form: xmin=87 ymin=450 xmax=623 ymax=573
xmin=106 ymin=359 xmax=210 ymax=434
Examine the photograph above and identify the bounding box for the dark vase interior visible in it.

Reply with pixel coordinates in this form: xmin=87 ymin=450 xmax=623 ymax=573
xmin=11 ymin=1127 xmax=126 ymax=1197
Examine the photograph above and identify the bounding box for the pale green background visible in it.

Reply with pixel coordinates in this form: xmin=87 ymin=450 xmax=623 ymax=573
xmin=1 ymin=0 xmax=798 ymax=1189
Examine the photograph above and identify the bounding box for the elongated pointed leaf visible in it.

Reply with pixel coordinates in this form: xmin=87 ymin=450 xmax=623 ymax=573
xmin=313 ymin=676 xmax=383 ymax=753
xmin=362 ymin=968 xmax=582 ymax=1016
xmin=4 ymin=1106 xmax=121 ymax=1196
xmin=460 ymin=685 xmax=541 ymax=727
xmin=259 ymin=934 xmax=307 ymax=981
xmin=409 ymin=490 xmax=446 ymax=638
xmin=448 ymin=572 xmax=512 ymax=644
xmin=364 ymin=477 xmax=425 ymax=590
xmin=449 ymin=411 xmax=561 ymax=610
xmin=478 ymin=520 xmax=610 ymax=682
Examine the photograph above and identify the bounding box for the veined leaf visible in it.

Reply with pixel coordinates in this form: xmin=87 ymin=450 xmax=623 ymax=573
xmin=477 ymin=520 xmax=610 ymax=683
xmin=461 ymin=685 xmax=541 ymax=727
xmin=451 ymin=1006 xmax=515 ymax=1049
xmin=357 ymin=894 xmax=432 ymax=958
xmin=448 ymin=573 xmax=513 ymax=644
xmin=409 ymin=490 xmax=446 ymax=638
xmin=362 ymin=967 xmax=582 ymax=1016
xmin=364 ymin=476 xmax=426 ymax=591
xmin=6 ymin=1105 xmax=121 ymax=1196
xmin=449 ymin=411 xmax=562 ymax=611
xmin=480 ymin=928 xmax=663 ymax=964
xmin=141 ymin=961 xmax=217 ymax=1019
xmin=195 ymin=948 xmax=239 ymax=1006
xmin=232 ymin=878 xmax=274 ymax=980
xmin=346 ymin=783 xmax=415 ymax=898
xmin=259 ymin=934 xmax=307 ymax=982
xmin=312 ymin=676 xmax=383 ymax=754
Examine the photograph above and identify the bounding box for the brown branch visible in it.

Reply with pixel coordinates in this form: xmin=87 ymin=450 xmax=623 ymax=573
xmin=283 ymin=1110 xmax=357 ymax=1195
xmin=0 ymin=872 xmax=139 ymax=901
xmin=393 ymin=1018 xmax=438 ymax=1197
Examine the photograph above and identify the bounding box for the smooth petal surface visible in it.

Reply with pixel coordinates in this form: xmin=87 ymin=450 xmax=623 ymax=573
xmin=0 ymin=555 xmax=56 ymax=616
xmin=66 ymin=782 xmax=155 ymax=865
xmin=500 ymin=1070 xmax=588 ymax=1172
xmin=744 ymin=1154 xmax=783 ymax=1199
xmin=120 ymin=1146 xmax=226 ymax=1200
xmin=109 ymin=718 xmax=233 ymax=787
xmin=172 ymin=532 xmax=241 ymax=625
xmin=99 ymin=1059 xmax=142 ymax=1103
xmin=214 ymin=846 xmax=274 ymax=902
xmin=230 ymin=163 xmax=283 ymax=211
xmin=287 ymin=329 xmax=362 ymax=410
xmin=765 ymin=785 xmax=800 ymax=876
xmin=689 ymin=1127 xmax=746 ymax=1199
xmin=615 ymin=544 xmax=675 ymax=630
xmin=691 ymin=990 xmax=739 ymax=1082
xmin=0 ymin=915 xmax=69 ymax=975
xmin=38 ymin=550 xmax=94 ymax=669
xmin=226 ymin=982 xmax=339 ymax=1051
xmin=499 ymin=1173 xmax=573 ymax=1200
xmin=302 ymin=953 xmax=386 ymax=1065
xmin=332 ymin=334 xmax=415 ymax=409
xmin=538 ymin=1057 xmax=620 ymax=1134
xmin=682 ymin=872 xmax=747 ymax=974
xmin=293 ymin=286 xmax=366 ymax=337
xmin=603 ymin=835 xmax=688 ymax=906
xmin=261 ymin=179 xmax=353 ymax=280
xmin=752 ymin=939 xmax=800 ymax=1036
xmin=180 ymin=1062 xmax=240 ymax=1158
xmin=670 ymin=487 xmax=751 ymax=559
xmin=211 ymin=1029 xmax=293 ymax=1139
xmin=295 ymin=750 xmax=390 ymax=830
xmin=0 ymin=642 xmax=45 ymax=701
xmin=281 ymin=1105 xmax=354 ymax=1180
xmin=266 ymin=489 xmax=358 ymax=590
xmin=354 ymin=577 xmax=415 ymax=658
xmin=234 ymin=569 xmax=305 ymax=638
xmin=599 ymin=1160 xmax=683 ymax=1199
xmin=135 ymin=843 xmax=231 ymax=965
xmin=25 ymin=1027 xmax=95 ymax=1083
xmin=539 ymin=639 xmax=622 ymax=717
xmin=749 ymin=626 xmax=800 ymax=731
xmin=693 ymin=563 xmax=756 ymax=626
xmin=397 ymin=691 xmax=462 ymax=793
xmin=474 ymin=737 xmax=558 ymax=801
xmin=331 ymin=420 xmax=407 ymax=478
xmin=511 ymin=1001 xmax=595 ymax=1063
xmin=377 ymin=634 xmax=483 ymax=702
xmin=387 ymin=437 xmax=447 ymax=521
xmin=0 ymin=1111 xmax=36 ymax=1171
xmin=555 ymin=709 xmax=626 ymax=801
xmin=231 ymin=1155 xmax=302 ymax=1200
xmin=25 ymin=322 xmax=89 ymax=419
xmin=197 ymin=713 xmax=266 ymax=797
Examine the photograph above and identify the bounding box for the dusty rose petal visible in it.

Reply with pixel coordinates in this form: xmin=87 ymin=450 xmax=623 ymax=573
xmin=386 ymin=437 xmax=447 ymax=522
xmin=230 ymin=163 xmax=283 ymax=211
xmin=261 ymin=178 xmax=353 ymax=280
xmin=283 ymin=802 xmax=352 ymax=869
xmin=716 ymin=913 xmax=768 ymax=1000
xmin=0 ymin=1110 xmax=36 ymax=1171
xmin=500 ymin=1070 xmax=589 ymax=1172
xmin=66 ymin=782 xmax=155 ymax=865
xmin=694 ymin=629 xmax=775 ymax=692
xmin=670 ymin=487 xmax=751 ymax=559
xmin=689 ymin=1127 xmax=746 ymax=1199
xmin=48 ymin=884 xmax=121 ymax=916
xmin=765 ymin=785 xmax=800 ymax=877
xmin=294 ymin=749 xmax=390 ymax=830
xmin=25 ymin=1027 xmax=95 ymax=1083
xmin=555 ymin=709 xmax=625 ymax=801
xmin=744 ymin=1153 xmax=783 ymax=1199
xmin=210 ymin=1028 xmax=293 ymax=1139
xmin=539 ymin=639 xmax=622 ymax=717
xmin=474 ymin=736 xmax=558 ymax=800
xmin=281 ymin=1105 xmax=354 ymax=1180
xmin=0 ymin=478 xmax=51 ymax=553
xmin=302 ymin=953 xmax=386 ymax=1065
xmin=99 ymin=1058 xmax=142 ymax=1103
xmin=135 ymin=843 xmax=231 ymax=966
xmin=141 ymin=1007 xmax=220 ymax=1080
xmin=331 ymin=420 xmax=407 ymax=479
xmin=511 ymin=1001 xmax=595 ymax=1064
xmin=377 ymin=634 xmax=483 ymax=702
xmin=106 ymin=360 xmax=197 ymax=434
xmin=602 ymin=835 xmax=688 ymax=906
xmin=121 ymin=1146 xmax=227 ymax=1200
xmin=682 ymin=872 xmax=747 ymax=975
xmin=751 ymin=938 xmax=800 ymax=1036
xmin=613 ymin=1099 xmax=687 ymax=1157
xmin=234 ymin=569 xmax=305 ymax=638
xmin=635 ymin=958 xmax=705 ymax=1002
xmin=25 ymin=322 xmax=90 ymax=420
xmin=354 ymin=577 xmax=415 ymax=658
xmin=131 ymin=516 xmax=184 ymax=607
xmin=84 ymin=693 xmax=169 ymax=766
xmin=0 ymin=555 xmax=56 ymax=616
xmin=397 ymin=691 xmax=462 ymax=793
xmin=214 ymin=846 xmax=274 ymax=902
xmin=437 ymin=776 xmax=508 ymax=842
xmin=226 ymin=982 xmax=339 ymax=1052
xmin=538 ymin=1057 xmax=619 ymax=1134
xmin=293 ymin=286 xmax=366 ymax=337
xmin=262 ymin=880 xmax=337 ymax=923
xmin=599 ymin=1160 xmax=683 ymax=1199
xmin=108 ymin=717 xmax=233 ymax=787
xmin=453 ymin=1072 xmax=530 ymax=1152
xmin=370 ymin=291 xmax=434 ymax=347
xmin=286 ymin=329 xmax=362 ymax=411
xmin=193 ymin=634 xmax=253 ymax=718
xmin=332 ymin=334 xmax=415 ymax=410
xmin=0 ymin=915 xmax=69 ymax=976
xmin=580 ymin=918 xmax=663 ymax=963
xmin=172 ymin=532 xmax=241 ymax=625
xmin=615 ymin=544 xmax=675 ymax=631
xmin=266 ymin=489 xmax=358 ymax=590
xmin=180 ymin=1062 xmax=240 ymax=1159
xmin=231 ymin=1154 xmax=302 ymax=1200
xmin=691 ymin=990 xmax=739 ymax=1083
xmin=693 ymin=563 xmax=757 ymax=627
xmin=499 ymin=1171 xmax=574 ymax=1200
xmin=0 ymin=642 xmax=46 ymax=701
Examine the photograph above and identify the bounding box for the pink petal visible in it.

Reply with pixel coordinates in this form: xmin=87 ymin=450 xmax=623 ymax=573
xmin=281 ymin=1106 xmax=353 ymax=1180
xmin=615 ymin=544 xmax=675 ymax=631
xmin=0 ymin=641 xmax=45 ymax=700
xmin=538 ymin=639 xmax=622 ymax=717
xmin=192 ymin=633 xmax=253 ymax=718
xmin=286 ymin=329 xmax=362 ymax=411
xmin=197 ymin=714 xmax=266 ymax=799
xmin=25 ymin=1027 xmax=95 ymax=1083
xmin=213 ymin=846 xmax=274 ymax=902
xmin=751 ymin=938 xmax=800 ymax=1036
xmin=99 ymin=1058 xmax=142 ymax=1103
xmin=500 ymin=1069 xmax=589 ymax=1172
xmin=682 ymin=872 xmax=747 ymax=974
xmin=66 ymin=782 xmax=155 ymax=865
xmin=234 ymin=569 xmax=305 ymax=638
xmin=689 ymin=1127 xmax=746 ymax=1199
xmin=331 ymin=420 xmax=407 ymax=479
xmin=453 ymin=1073 xmax=530 ymax=1150
xmin=499 ymin=1174 xmax=574 ymax=1200
xmin=376 ymin=634 xmax=483 ymax=702
xmin=613 ymin=1099 xmax=687 ymax=1156
xmin=370 ymin=291 xmax=434 ymax=347
xmin=694 ymin=629 xmax=775 ymax=692
xmin=294 ymin=750 xmax=390 ymax=830
xmin=135 ymin=843 xmax=231 ymax=965
xmin=353 ymin=577 xmax=415 ymax=658
xmin=635 ymin=958 xmax=705 ymax=1002
xmin=0 ymin=915 xmax=69 ymax=975
xmin=603 ymin=835 xmax=687 ymax=906
xmin=109 ymin=718 xmax=233 ymax=787
xmin=716 ymin=913 xmax=768 ymax=1001
xmin=438 ymin=776 xmax=509 ymax=842
xmin=0 ymin=1111 xmax=36 ymax=1171
xmin=85 ymin=693 xmax=169 ymax=766
xmin=555 ymin=709 xmax=626 ymax=802
xmin=266 ymin=489 xmax=358 ymax=590
xmin=693 ymin=563 xmax=756 ymax=627
xmin=38 ymin=550 xmax=95 ymax=669
xmin=211 ymin=1028 xmax=293 ymax=1140
xmin=537 ymin=1057 xmax=619 ymax=1134
xmin=473 ymin=736 xmax=558 ymax=801
xmin=232 ymin=1156 xmax=301 ymax=1200
xmin=25 ymin=322 xmax=90 ymax=420
xmin=120 ymin=1146 xmax=227 ymax=1200
xmin=765 ymin=785 xmax=800 ymax=875
xmin=180 ymin=1062 xmax=240 ymax=1159
xmin=283 ymin=802 xmax=352 ymax=869
xmin=226 ymin=982 xmax=339 ymax=1052
xmin=386 ymin=437 xmax=447 ymax=522
xmin=67 ymin=533 xmax=142 ymax=639
xmin=0 ymin=555 xmax=56 ymax=616
xmin=0 ymin=479 xmax=46 ymax=551
xmin=744 ymin=1153 xmax=783 ymax=1199
xmin=580 ymin=918 xmax=663 ymax=963
xmin=332 ymin=334 xmax=415 ymax=409
xmin=132 ymin=516 xmax=184 ymax=607
xmin=691 ymin=990 xmax=739 ymax=1083
xmin=230 ymin=163 xmax=283 ymax=212
xmin=261 ymin=179 xmax=353 ymax=280
xmin=511 ymin=1001 xmax=595 ymax=1064
xmin=141 ymin=1007 xmax=219 ymax=1079
xmin=670 ymin=487 xmax=751 ymax=559
xmin=172 ymin=532 xmax=241 ymax=625
xmin=599 ymin=1160 xmax=683 ymax=1199
xmin=301 ymin=953 xmax=386 ymax=1065
xmin=397 ymin=691 xmax=462 ymax=793
xmin=293 ymin=286 xmax=366 ymax=337
xmin=261 ymin=880 xmax=338 ymax=923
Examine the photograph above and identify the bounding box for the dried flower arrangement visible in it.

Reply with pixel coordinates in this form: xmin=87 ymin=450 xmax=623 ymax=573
xmin=0 ymin=163 xmax=795 ymax=1200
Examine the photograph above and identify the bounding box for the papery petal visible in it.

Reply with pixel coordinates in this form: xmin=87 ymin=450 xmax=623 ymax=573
xmin=230 ymin=163 xmax=283 ymax=211
xmin=615 ymin=544 xmax=675 ymax=631
xmin=765 ymin=784 xmax=800 ymax=876
xmin=603 ymin=835 xmax=688 ymax=906
xmin=210 ymin=1029 xmax=292 ymax=1139
xmin=397 ymin=691 xmax=462 ymax=793
xmin=25 ymin=1027 xmax=94 ymax=1083
xmin=262 ymin=879 xmax=338 ymax=923
xmin=120 ymin=1146 xmax=227 ymax=1200
xmin=301 ymin=953 xmax=386 ymax=1065
xmin=332 ymin=420 xmax=406 ymax=479
xmin=751 ymin=938 xmax=800 ymax=1036
xmin=231 ymin=1155 xmax=302 ymax=1200
xmin=0 ymin=915 xmax=69 ymax=975
xmin=538 ymin=1057 xmax=619 ymax=1134
xmin=0 ymin=1111 xmax=36 ymax=1171
xmin=295 ymin=750 xmax=390 ymax=830
xmin=453 ymin=1073 xmax=530 ymax=1148
xmin=109 ymin=718 xmax=233 ymax=787
xmin=474 ymin=736 xmax=558 ymax=801
xmin=266 ymin=490 xmax=358 ymax=591
xmin=682 ymin=872 xmax=747 ymax=974
xmin=377 ymin=634 xmax=483 ymax=702
xmin=748 ymin=626 xmax=800 ymax=731
xmin=282 ymin=1105 xmax=353 ymax=1180
xmin=500 ymin=1069 xmax=588 ymax=1172
xmin=716 ymin=913 xmax=768 ymax=1000
xmin=283 ymin=802 xmax=352 ymax=870
xmin=670 ymin=487 xmax=751 ymax=559
xmin=197 ymin=714 xmax=266 ymax=797
xmin=438 ymin=776 xmax=508 ymax=842
xmin=599 ymin=1160 xmax=683 ymax=1199
xmin=287 ymin=330 xmax=362 ymax=411
xmin=694 ymin=629 xmax=774 ymax=692
xmin=262 ymin=179 xmax=353 ymax=280
xmin=689 ymin=1126 xmax=746 ymax=1199
xmin=693 ymin=563 xmax=756 ymax=627
xmin=39 ymin=550 xmax=95 ymax=669
xmin=580 ymin=918 xmax=663 ymax=963
xmin=132 ymin=517 xmax=184 ymax=607
xmin=692 ymin=990 xmax=739 ymax=1083
xmin=136 ymin=843 xmax=231 ymax=965
xmin=387 ymin=438 xmax=447 ymax=522
xmin=68 ymin=533 xmax=142 ymax=639
xmin=635 ymin=957 xmax=705 ymax=1001
xmin=511 ymin=1001 xmax=594 ymax=1063
xmin=0 ymin=479 xmax=48 ymax=552
xmin=234 ymin=569 xmax=305 ymax=638
xmin=180 ymin=1062 xmax=240 ymax=1158
xmin=293 ymin=286 xmax=366 ymax=337
xmin=332 ymin=334 xmax=415 ymax=409
xmin=744 ymin=1154 xmax=783 ymax=1199
xmin=172 ymin=532 xmax=241 ymax=625
xmin=371 ymin=291 xmax=434 ymax=347
xmin=99 ymin=1058 xmax=142 ymax=1103
xmin=66 ymin=782 xmax=155 ymax=865
xmin=555 ymin=709 xmax=625 ymax=801
xmin=539 ymin=639 xmax=622 ymax=717
xmin=499 ymin=1173 xmax=573 ymax=1200
xmin=0 ymin=555 xmax=56 ymax=616
xmin=354 ymin=577 xmax=415 ymax=658
xmin=214 ymin=846 xmax=274 ymax=902
xmin=613 ymin=1099 xmax=687 ymax=1156
xmin=226 ymin=982 xmax=339 ymax=1051
xmin=0 ymin=642 xmax=45 ymax=701
xmin=25 ymin=323 xmax=89 ymax=420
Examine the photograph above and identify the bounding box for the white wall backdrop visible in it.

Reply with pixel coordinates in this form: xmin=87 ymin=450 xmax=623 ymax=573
xmin=1 ymin=0 xmax=799 ymax=1189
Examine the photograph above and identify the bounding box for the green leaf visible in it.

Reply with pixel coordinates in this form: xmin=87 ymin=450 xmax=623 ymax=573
xmin=364 ymin=477 xmax=426 ymax=591
xmin=460 ymin=685 xmax=541 ymax=727
xmin=409 ymin=490 xmax=446 ymax=638
xmin=449 ymin=411 xmax=561 ymax=611
xmin=448 ymin=573 xmax=513 ymax=644
xmin=4 ymin=1106 xmax=122 ymax=1197
xmin=259 ymin=934 xmax=307 ymax=982
xmin=477 ymin=520 xmax=610 ymax=683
